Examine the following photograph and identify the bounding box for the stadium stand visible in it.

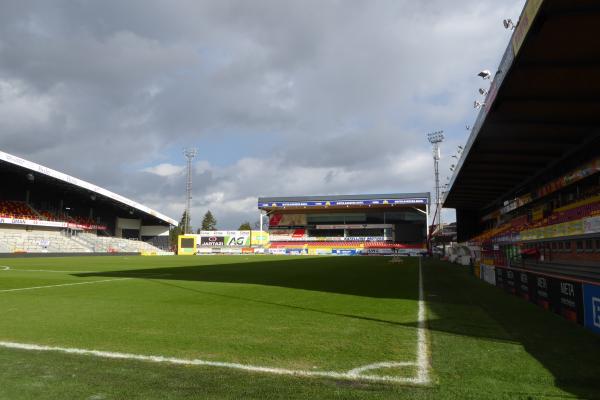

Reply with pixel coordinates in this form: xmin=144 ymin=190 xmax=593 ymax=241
xmin=258 ymin=193 xmax=430 ymax=255
xmin=0 ymin=150 xmax=176 ymax=254
xmin=442 ymin=0 xmax=600 ymax=334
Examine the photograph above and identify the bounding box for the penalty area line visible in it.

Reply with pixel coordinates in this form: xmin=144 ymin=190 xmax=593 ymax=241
xmin=0 ymin=341 xmax=424 ymax=385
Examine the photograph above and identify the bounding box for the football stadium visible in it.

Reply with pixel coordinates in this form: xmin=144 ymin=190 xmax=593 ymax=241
xmin=1 ymin=1 xmax=600 ymax=399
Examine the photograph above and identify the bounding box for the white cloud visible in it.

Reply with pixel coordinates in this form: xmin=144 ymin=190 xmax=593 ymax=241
xmin=142 ymin=163 xmax=184 ymax=177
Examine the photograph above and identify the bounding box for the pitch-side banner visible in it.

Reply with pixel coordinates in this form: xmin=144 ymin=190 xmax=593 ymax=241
xmin=0 ymin=217 xmax=106 ymax=231
xmin=196 ymin=231 xmax=251 ymax=247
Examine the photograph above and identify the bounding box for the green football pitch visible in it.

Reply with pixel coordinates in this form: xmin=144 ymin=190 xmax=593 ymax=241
xmin=1 ymin=255 xmax=599 ymax=399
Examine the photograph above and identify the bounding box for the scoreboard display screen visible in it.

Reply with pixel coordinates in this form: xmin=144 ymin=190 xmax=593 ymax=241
xmin=180 ymin=238 xmax=195 ymax=248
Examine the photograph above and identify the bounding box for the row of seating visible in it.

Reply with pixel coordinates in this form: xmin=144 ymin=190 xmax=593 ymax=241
xmin=0 ymin=200 xmax=102 ymax=228
xmin=0 ymin=200 xmax=39 ymax=219
xmin=475 ymin=196 xmax=600 ymax=244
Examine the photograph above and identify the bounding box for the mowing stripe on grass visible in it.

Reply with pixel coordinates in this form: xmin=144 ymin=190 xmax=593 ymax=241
xmin=0 ymin=340 xmax=422 ymax=384
xmin=0 ymin=278 xmax=131 ymax=293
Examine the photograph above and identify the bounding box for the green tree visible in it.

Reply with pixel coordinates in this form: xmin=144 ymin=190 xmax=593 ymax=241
xmin=201 ymin=210 xmax=217 ymax=231
xmin=169 ymin=210 xmax=189 ymax=248
xmin=238 ymin=221 xmax=252 ymax=230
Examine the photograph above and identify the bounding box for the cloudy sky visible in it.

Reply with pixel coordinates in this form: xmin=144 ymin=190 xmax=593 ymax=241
xmin=0 ymin=0 xmax=525 ymax=229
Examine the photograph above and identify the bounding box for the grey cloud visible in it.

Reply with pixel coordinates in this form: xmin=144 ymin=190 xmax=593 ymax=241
xmin=0 ymin=0 xmax=525 ymax=227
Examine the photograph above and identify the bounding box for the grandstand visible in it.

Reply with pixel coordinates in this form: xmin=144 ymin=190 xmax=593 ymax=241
xmin=258 ymin=193 xmax=430 ymax=255
xmin=0 ymin=150 xmax=176 ymax=254
xmin=443 ymin=0 xmax=600 ymax=333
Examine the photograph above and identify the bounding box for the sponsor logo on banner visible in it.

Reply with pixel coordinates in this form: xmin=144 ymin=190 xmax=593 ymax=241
xmin=269 ymin=248 xmax=287 ymax=255
xmin=505 ymin=269 xmax=516 ymax=294
xmin=534 ymin=275 xmax=551 ymax=310
xmin=512 ymin=0 xmax=543 ymax=55
xmin=366 ymin=248 xmax=394 ymax=255
xmin=516 ymin=271 xmax=533 ymax=301
xmin=200 ymin=236 xmax=225 ymax=246
xmin=584 ymin=216 xmax=600 ymax=234
xmin=495 ymin=267 xmax=505 ymax=289
xmin=583 ymin=284 xmax=600 ymax=334
xmin=286 ymin=249 xmax=306 ymax=255
xmin=333 ymin=249 xmax=356 ymax=256
xmin=226 ymin=236 xmax=248 ymax=246
xmin=551 ymin=278 xmax=583 ymax=324
xmin=480 ymin=264 xmax=496 ymax=285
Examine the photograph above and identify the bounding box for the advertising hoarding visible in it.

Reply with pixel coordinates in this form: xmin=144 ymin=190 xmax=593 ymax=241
xmin=480 ymin=264 xmax=496 ymax=285
xmin=583 ymin=284 xmax=600 ymax=335
xmin=196 ymin=231 xmax=251 ymax=247
xmin=551 ymin=278 xmax=583 ymax=324
xmin=259 ymin=198 xmax=428 ymax=208
xmin=511 ymin=0 xmax=544 ymax=55
xmin=0 ymin=217 xmax=106 ymax=231
xmin=200 ymin=236 xmax=225 ymax=246
xmin=532 ymin=274 xmax=551 ymax=311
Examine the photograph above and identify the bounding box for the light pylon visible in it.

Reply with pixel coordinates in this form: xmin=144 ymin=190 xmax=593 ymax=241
xmin=427 ymin=131 xmax=444 ymax=239
xmin=183 ymin=148 xmax=198 ymax=234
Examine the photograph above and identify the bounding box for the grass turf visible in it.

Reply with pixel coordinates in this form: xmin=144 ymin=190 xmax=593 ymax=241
xmin=0 ymin=255 xmax=599 ymax=399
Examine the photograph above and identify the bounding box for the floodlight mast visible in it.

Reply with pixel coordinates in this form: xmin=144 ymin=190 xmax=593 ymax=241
xmin=427 ymin=130 xmax=445 ymax=242
xmin=183 ymin=148 xmax=198 ymax=234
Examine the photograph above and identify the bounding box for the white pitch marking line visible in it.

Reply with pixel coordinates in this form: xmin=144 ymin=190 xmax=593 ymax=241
xmin=416 ymin=257 xmax=430 ymax=384
xmin=0 ymin=341 xmax=422 ymax=384
xmin=0 ymin=266 xmax=101 ymax=273
xmin=347 ymin=361 xmax=417 ymax=377
xmin=0 ymin=266 xmax=173 ymax=277
xmin=0 ymin=278 xmax=131 ymax=293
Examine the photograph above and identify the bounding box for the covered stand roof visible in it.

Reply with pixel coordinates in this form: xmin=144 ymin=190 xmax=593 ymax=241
xmin=0 ymin=150 xmax=177 ymax=226
xmin=258 ymin=193 xmax=429 ymax=210
xmin=444 ymin=0 xmax=600 ymax=211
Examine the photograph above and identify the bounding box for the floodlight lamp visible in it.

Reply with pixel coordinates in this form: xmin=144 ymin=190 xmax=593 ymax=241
xmin=503 ymin=19 xmax=516 ymax=30
xmin=478 ymin=88 xmax=488 ymax=96
xmin=474 ymin=101 xmax=486 ymax=109
xmin=427 ymin=130 xmax=445 ymax=143
xmin=466 ymin=125 xmax=470 ymax=130
xmin=478 ymin=70 xmax=492 ymax=80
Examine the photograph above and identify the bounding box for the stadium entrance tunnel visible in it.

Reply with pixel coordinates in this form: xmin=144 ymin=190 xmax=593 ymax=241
xmin=73 ymin=257 xmax=600 ymax=397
